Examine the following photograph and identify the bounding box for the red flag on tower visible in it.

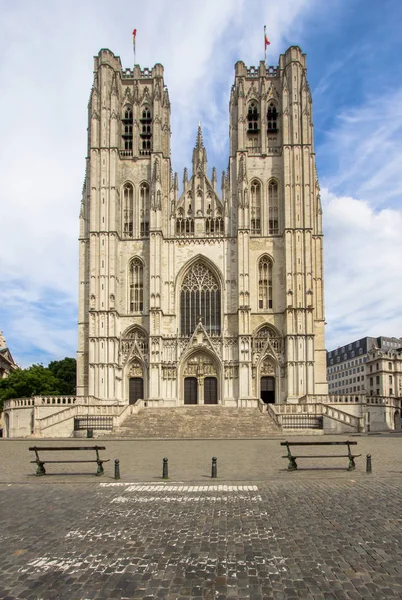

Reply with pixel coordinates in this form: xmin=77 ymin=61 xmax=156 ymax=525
xmin=264 ymin=26 xmax=270 ymax=48
xmin=132 ymin=28 xmax=137 ymax=64
xmin=264 ymin=25 xmax=270 ymax=63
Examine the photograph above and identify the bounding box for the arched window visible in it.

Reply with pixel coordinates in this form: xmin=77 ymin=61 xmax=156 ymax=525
xmin=250 ymin=180 xmax=261 ymax=234
xmin=258 ymin=256 xmax=273 ymax=310
xmin=267 ymin=103 xmax=278 ymax=132
xmin=247 ymin=102 xmax=259 ymax=132
xmin=123 ymin=183 xmax=133 ymax=237
xmin=129 ymin=258 xmax=144 ymax=312
xmin=122 ymin=107 xmax=133 ymax=152
xmin=139 ymin=183 xmax=149 ymax=237
xmin=268 ymin=180 xmax=279 ymax=234
xmin=180 ymin=263 xmax=221 ymax=337
xmin=140 ymin=105 xmax=152 ymax=155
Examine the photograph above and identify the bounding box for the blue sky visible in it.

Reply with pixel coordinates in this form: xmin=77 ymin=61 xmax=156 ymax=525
xmin=1 ymin=0 xmax=402 ymax=367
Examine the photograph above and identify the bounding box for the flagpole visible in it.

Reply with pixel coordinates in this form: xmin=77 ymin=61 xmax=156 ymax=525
xmin=132 ymin=29 xmax=137 ymax=66
xmin=264 ymin=25 xmax=267 ymax=64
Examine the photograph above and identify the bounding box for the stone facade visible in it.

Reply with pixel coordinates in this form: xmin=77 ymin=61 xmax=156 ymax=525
xmin=77 ymin=45 xmax=328 ymax=407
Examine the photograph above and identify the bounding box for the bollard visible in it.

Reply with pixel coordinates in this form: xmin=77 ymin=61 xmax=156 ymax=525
xmin=211 ymin=457 xmax=217 ymax=479
xmin=114 ymin=459 xmax=120 ymax=480
xmin=366 ymin=454 xmax=372 ymax=474
xmin=163 ymin=457 xmax=169 ymax=480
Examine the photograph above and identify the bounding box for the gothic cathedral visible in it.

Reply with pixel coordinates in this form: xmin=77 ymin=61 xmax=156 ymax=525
xmin=77 ymin=46 xmax=328 ymax=407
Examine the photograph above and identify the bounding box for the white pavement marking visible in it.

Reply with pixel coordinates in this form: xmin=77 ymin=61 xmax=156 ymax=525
xmin=99 ymin=483 xmax=259 ymax=491
xmin=110 ymin=494 xmax=263 ymax=503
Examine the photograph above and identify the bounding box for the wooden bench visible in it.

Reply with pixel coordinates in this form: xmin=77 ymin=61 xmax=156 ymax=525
xmin=29 ymin=446 xmax=109 ymax=476
xmin=280 ymin=440 xmax=361 ymax=471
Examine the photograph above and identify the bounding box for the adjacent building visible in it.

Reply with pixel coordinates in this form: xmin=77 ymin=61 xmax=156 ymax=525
xmin=327 ymin=336 xmax=402 ymax=399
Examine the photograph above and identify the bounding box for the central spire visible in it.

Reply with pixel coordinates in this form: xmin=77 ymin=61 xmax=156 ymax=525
xmin=192 ymin=123 xmax=207 ymax=174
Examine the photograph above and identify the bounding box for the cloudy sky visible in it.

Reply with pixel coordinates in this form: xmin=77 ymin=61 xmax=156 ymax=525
xmin=1 ymin=0 xmax=402 ymax=367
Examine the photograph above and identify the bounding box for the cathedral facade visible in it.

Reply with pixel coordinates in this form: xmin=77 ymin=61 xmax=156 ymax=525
xmin=77 ymin=46 xmax=328 ymax=407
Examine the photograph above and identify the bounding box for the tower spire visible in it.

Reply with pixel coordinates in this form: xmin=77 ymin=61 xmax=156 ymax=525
xmin=192 ymin=123 xmax=207 ymax=174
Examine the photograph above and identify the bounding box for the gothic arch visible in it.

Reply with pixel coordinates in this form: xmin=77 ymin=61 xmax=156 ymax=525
xmin=250 ymin=178 xmax=262 ymax=234
xmin=121 ymin=181 xmax=135 ymax=237
xmin=120 ymin=325 xmax=148 ymax=363
xmin=175 ymin=255 xmax=224 ymax=307
xmin=127 ymin=257 xmax=145 ymax=313
xmin=253 ymin=324 xmax=282 ymax=355
xmin=257 ymin=254 xmax=274 ymax=311
xmin=176 ymin=258 xmax=223 ymax=337
xmin=178 ymin=347 xmax=222 ymax=405
xmin=267 ymin=178 xmax=280 ymax=235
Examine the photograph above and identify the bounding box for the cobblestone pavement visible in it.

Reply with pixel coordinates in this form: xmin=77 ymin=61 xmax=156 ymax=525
xmin=2 ymin=436 xmax=402 ymax=599
xmin=2 ymin=433 xmax=402 ymax=483
xmin=2 ymin=477 xmax=402 ymax=599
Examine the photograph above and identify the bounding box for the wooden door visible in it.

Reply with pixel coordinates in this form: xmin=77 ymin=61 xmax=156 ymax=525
xmin=129 ymin=377 xmax=144 ymax=405
xmin=184 ymin=377 xmax=198 ymax=404
xmin=204 ymin=377 xmax=218 ymax=404
xmin=261 ymin=376 xmax=275 ymax=404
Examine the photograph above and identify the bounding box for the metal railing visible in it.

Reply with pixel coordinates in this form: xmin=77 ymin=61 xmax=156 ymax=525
xmin=74 ymin=416 xmax=114 ymax=431
xmin=281 ymin=414 xmax=323 ymax=429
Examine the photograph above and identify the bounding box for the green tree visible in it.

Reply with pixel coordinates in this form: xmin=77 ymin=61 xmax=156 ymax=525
xmin=0 ymin=364 xmax=62 ymax=407
xmin=48 ymin=357 xmax=76 ymax=395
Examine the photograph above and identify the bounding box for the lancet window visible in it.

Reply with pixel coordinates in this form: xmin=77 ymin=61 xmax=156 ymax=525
xmin=129 ymin=258 xmax=144 ymax=313
xmin=122 ymin=183 xmax=134 ymax=237
xmin=140 ymin=183 xmax=150 ymax=237
xmin=258 ymin=256 xmax=273 ymax=310
xmin=176 ymin=209 xmax=194 ymax=236
xmin=205 ymin=217 xmax=224 ymax=235
xmin=139 ymin=106 xmax=152 ymax=155
xmin=250 ymin=180 xmax=261 ymax=234
xmin=122 ymin=107 xmax=133 ymax=153
xmin=247 ymin=102 xmax=259 ymax=132
xmin=268 ymin=180 xmax=279 ymax=234
xmin=267 ymin=103 xmax=278 ymax=132
xmin=180 ymin=263 xmax=221 ymax=337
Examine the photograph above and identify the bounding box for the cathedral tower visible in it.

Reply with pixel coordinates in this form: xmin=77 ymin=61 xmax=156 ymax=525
xmin=77 ymin=46 xmax=327 ymax=406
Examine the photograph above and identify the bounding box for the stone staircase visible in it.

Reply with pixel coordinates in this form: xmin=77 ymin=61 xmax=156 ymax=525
xmin=105 ymin=406 xmax=281 ymax=439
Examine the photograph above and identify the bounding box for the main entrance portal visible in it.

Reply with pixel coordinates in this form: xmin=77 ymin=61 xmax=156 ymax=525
xmin=182 ymin=352 xmax=219 ymax=405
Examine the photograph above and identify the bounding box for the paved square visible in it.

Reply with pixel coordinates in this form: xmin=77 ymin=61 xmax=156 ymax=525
xmin=2 ymin=435 xmax=402 ymax=599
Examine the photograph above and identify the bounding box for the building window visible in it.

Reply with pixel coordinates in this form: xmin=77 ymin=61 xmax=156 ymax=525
xmin=247 ymin=102 xmax=259 ymax=132
xmin=250 ymin=180 xmax=261 ymax=234
xmin=129 ymin=258 xmax=144 ymax=312
xmin=140 ymin=106 xmax=152 ymax=155
xmin=122 ymin=107 xmax=133 ymax=153
xmin=267 ymin=102 xmax=278 ymax=132
xmin=206 ymin=216 xmax=224 ymax=235
xmin=389 ymin=362 xmax=392 ymax=370
xmin=123 ymin=183 xmax=134 ymax=237
xmin=268 ymin=180 xmax=279 ymax=234
xmin=140 ymin=183 xmax=150 ymax=237
xmin=180 ymin=262 xmax=221 ymax=337
xmin=258 ymin=256 xmax=273 ymax=310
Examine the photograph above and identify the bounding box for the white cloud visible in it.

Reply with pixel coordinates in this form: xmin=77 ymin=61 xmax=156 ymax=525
xmin=323 ymin=188 xmax=402 ymax=350
xmin=320 ymin=87 xmax=402 ymax=207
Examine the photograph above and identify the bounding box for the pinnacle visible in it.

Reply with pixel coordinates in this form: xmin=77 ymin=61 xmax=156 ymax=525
xmin=195 ymin=122 xmax=204 ymax=149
